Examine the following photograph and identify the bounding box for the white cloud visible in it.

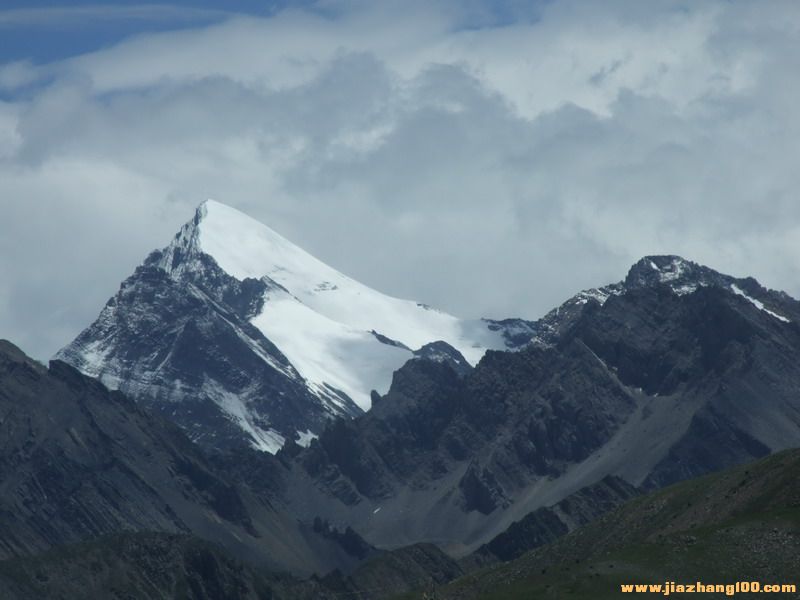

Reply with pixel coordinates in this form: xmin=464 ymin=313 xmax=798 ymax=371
xmin=1 ymin=0 xmax=800 ymax=360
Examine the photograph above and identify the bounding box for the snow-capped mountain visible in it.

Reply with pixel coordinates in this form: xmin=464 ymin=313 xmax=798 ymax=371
xmin=518 ymin=254 xmax=794 ymax=348
xmin=269 ymin=254 xmax=800 ymax=555
xmin=57 ymin=200 xmax=529 ymax=453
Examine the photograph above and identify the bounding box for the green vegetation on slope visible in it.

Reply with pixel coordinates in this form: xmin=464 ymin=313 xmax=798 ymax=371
xmin=406 ymin=449 xmax=800 ymax=600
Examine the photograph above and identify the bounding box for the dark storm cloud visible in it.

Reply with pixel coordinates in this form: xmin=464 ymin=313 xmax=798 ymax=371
xmin=1 ymin=0 xmax=799 ymax=359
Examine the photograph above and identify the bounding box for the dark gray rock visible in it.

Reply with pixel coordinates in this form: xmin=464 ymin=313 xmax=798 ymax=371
xmin=413 ymin=341 xmax=473 ymax=377
xmin=471 ymin=475 xmax=639 ymax=563
xmin=264 ymin=256 xmax=800 ymax=557
xmin=0 ymin=341 xmax=371 ymax=577
xmin=56 ymin=223 xmax=362 ymax=454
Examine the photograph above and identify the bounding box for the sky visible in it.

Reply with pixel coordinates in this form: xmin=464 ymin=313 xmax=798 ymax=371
xmin=1 ymin=0 xmax=800 ymax=361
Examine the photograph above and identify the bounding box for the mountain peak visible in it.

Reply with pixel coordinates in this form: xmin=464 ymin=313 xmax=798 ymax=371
xmin=624 ymin=255 xmax=724 ymax=295
xmin=195 ymin=198 xmax=210 ymax=218
xmin=527 ymin=253 xmax=795 ymax=351
xmin=59 ymin=200 xmax=528 ymax=452
xmin=194 ymin=199 xmax=333 ymax=284
xmin=195 ymin=198 xmax=230 ymax=219
xmin=180 ymin=201 xmax=511 ymax=366
xmin=190 ymin=198 xmax=218 ymax=229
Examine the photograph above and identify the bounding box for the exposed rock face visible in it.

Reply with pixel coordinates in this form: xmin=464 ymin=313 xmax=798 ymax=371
xmin=56 ymin=200 xmax=534 ymax=453
xmin=5 ymin=248 xmax=800 ymax=595
xmin=0 ymin=532 xmax=346 ymax=600
xmin=264 ymin=255 xmax=800 ymax=556
xmin=43 ymin=216 xmax=800 ymax=569
xmin=0 ymin=340 xmax=374 ymax=577
xmin=0 ymin=533 xmax=273 ymax=600
xmin=413 ymin=341 xmax=473 ymax=378
xmin=471 ymin=475 xmax=639 ymax=563
xmin=431 ymin=448 xmax=800 ymax=600
xmin=325 ymin=543 xmax=465 ymax=599
xmin=55 ymin=249 xmax=347 ymax=453
xmin=0 ymin=532 xmax=463 ymax=600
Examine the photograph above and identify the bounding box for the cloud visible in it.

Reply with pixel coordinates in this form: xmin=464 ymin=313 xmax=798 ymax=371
xmin=1 ymin=0 xmax=800 ymax=360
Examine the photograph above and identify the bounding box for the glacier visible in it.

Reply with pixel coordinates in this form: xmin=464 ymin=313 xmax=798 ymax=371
xmin=57 ymin=199 xmax=531 ymax=452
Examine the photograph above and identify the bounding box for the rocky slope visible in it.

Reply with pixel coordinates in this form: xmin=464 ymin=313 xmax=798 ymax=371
xmin=0 ymin=340 xmax=370 ymax=577
xmin=0 ymin=530 xmax=468 ymax=600
xmin=57 ymin=200 xmax=533 ymax=452
xmin=469 ymin=475 xmax=639 ymax=565
xmin=1 ymin=338 xmax=511 ymax=593
xmin=42 ymin=205 xmax=800 ymax=582
xmin=259 ymin=255 xmax=800 ymax=556
xmin=0 ymin=533 xmax=334 ymax=600
xmin=424 ymin=448 xmax=800 ymax=599
xmin=5 ymin=249 xmax=800 ymax=598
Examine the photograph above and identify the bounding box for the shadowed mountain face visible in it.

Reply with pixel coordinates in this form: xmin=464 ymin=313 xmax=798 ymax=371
xmin=55 ymin=251 xmax=349 ymax=453
xmin=0 ymin=533 xmax=330 ymax=600
xmin=0 ymin=532 xmax=465 ymax=600
xmin=56 ymin=200 xmax=532 ymax=453
xmin=260 ymin=255 xmax=800 ymax=556
xmin=424 ymin=448 xmax=800 ymax=600
xmin=0 ymin=340 xmax=371 ymax=577
xmin=469 ymin=475 xmax=640 ymax=565
xmin=3 ymin=449 xmax=796 ymax=600
xmin=13 ymin=243 xmax=800 ymax=590
xmin=53 ymin=216 xmax=360 ymax=454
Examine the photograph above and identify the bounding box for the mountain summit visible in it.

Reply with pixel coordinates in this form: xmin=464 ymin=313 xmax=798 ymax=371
xmin=57 ymin=200 xmax=528 ymax=452
xmin=268 ymin=253 xmax=800 ymax=554
xmin=519 ymin=254 xmax=793 ymax=348
xmin=49 ymin=208 xmax=800 ymax=562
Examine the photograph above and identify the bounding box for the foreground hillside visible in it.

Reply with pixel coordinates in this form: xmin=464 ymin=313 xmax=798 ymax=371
xmin=2 ymin=448 xmax=797 ymax=599
xmin=0 ymin=340 xmax=365 ymax=576
xmin=270 ymin=253 xmax=800 ymax=554
xmin=0 ymin=338 xmax=470 ymax=596
xmin=0 ymin=533 xmax=331 ymax=600
xmin=415 ymin=448 xmax=800 ymax=599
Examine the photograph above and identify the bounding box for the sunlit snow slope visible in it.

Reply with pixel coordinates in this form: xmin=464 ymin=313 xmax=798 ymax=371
xmin=59 ymin=199 xmax=532 ymax=453
xmin=195 ymin=200 xmax=505 ymax=410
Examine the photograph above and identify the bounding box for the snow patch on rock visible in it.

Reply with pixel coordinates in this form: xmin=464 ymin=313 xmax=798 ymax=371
xmin=730 ymin=284 xmax=790 ymax=323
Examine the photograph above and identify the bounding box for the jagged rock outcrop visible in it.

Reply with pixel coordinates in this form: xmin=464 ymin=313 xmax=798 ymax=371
xmin=471 ymin=475 xmax=639 ymax=563
xmin=56 ymin=200 xmax=535 ymax=452
xmin=262 ymin=255 xmax=800 ymax=556
xmin=430 ymin=448 xmax=800 ymax=599
xmin=0 ymin=340 xmax=374 ymax=577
